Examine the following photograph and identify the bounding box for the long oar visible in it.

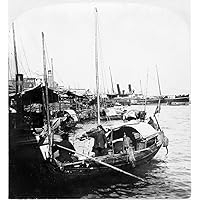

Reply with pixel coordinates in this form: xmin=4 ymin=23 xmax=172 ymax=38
xmin=56 ymin=144 xmax=149 ymax=184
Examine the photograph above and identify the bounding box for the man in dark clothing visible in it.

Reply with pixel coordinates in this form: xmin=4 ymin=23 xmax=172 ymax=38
xmin=56 ymin=134 xmax=76 ymax=163
xmin=60 ymin=114 xmax=74 ymax=132
xmin=84 ymin=125 xmax=108 ymax=157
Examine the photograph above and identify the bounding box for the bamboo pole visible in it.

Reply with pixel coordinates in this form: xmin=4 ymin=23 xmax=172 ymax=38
xmin=144 ymin=70 xmax=149 ymax=112
xmin=156 ymin=65 xmax=162 ymax=97
xmin=12 ymin=22 xmax=19 ymax=75
xmin=95 ymin=7 xmax=100 ymax=125
xmin=154 ymin=65 xmax=162 ymax=131
xmin=109 ymin=66 xmax=114 ymax=94
xmin=42 ymin=32 xmax=53 ymax=161
xmin=51 ymin=58 xmax=55 ymax=89
xmin=140 ymin=80 xmax=143 ymax=96
xmin=56 ymin=144 xmax=149 ymax=184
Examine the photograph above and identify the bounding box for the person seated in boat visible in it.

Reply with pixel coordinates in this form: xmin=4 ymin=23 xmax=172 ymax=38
xmin=59 ymin=114 xmax=74 ymax=132
xmin=82 ymin=125 xmax=108 ymax=157
xmin=101 ymin=109 xmax=107 ymax=117
xmin=57 ymin=110 xmax=64 ymax=118
xmin=56 ymin=133 xmax=77 ymax=163
xmin=136 ymin=111 xmax=146 ymax=121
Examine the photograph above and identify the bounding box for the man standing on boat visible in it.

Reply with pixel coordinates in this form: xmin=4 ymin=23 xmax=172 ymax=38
xmin=82 ymin=125 xmax=108 ymax=157
xmin=55 ymin=133 xmax=77 ymax=163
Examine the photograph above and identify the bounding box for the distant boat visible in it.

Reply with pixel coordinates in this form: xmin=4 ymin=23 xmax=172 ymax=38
xmin=165 ymin=94 xmax=190 ymax=105
xmin=100 ymin=107 xmax=123 ymax=121
xmin=167 ymin=101 xmax=189 ymax=106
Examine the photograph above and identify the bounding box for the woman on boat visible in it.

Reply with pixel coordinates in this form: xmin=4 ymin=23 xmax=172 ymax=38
xmin=123 ymin=133 xmax=136 ymax=166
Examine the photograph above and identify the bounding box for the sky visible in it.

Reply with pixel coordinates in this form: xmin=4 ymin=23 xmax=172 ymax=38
xmin=8 ymin=0 xmax=190 ymax=96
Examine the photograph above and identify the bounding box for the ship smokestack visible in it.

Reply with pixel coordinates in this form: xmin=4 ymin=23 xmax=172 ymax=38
xmin=128 ymin=84 xmax=132 ymax=93
xmin=117 ymin=84 xmax=121 ymax=95
xmin=16 ymin=74 xmax=23 ymax=93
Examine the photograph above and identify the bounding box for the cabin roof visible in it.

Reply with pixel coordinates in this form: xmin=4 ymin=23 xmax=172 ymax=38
xmin=9 ymin=84 xmax=58 ymax=105
xmin=65 ymin=109 xmax=76 ymax=115
xmin=110 ymin=121 xmax=157 ymax=138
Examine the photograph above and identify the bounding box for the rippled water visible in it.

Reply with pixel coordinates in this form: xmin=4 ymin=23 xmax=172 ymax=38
xmin=64 ymin=105 xmax=190 ymax=199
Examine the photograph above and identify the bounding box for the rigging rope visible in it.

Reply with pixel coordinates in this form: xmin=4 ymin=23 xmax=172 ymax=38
xmin=18 ymin=57 xmax=28 ymax=78
xmin=19 ymin=35 xmax=32 ymax=77
xmin=8 ymin=52 xmax=15 ymax=79
xmin=8 ymin=56 xmax=14 ymax=81
xmin=97 ymin=15 xmax=108 ymax=94
xmin=44 ymin=41 xmax=51 ymax=72
xmin=44 ymin=40 xmax=66 ymax=87
xmin=8 ymin=31 xmax=17 ymax=77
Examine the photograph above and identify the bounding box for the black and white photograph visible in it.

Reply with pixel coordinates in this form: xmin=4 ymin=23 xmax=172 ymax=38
xmin=8 ymin=0 xmax=191 ymax=198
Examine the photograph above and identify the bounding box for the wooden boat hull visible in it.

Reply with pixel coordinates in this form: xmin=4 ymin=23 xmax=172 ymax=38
xmin=100 ymin=115 xmax=122 ymax=121
xmin=45 ymin=143 xmax=161 ymax=182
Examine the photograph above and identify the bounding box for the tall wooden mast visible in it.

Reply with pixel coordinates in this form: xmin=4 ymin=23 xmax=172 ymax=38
xmin=95 ymin=8 xmax=100 ymax=125
xmin=109 ymin=66 xmax=114 ymax=94
xmin=140 ymin=80 xmax=143 ymax=95
xmin=156 ymin=65 xmax=162 ymax=97
xmin=42 ymin=32 xmax=53 ymax=161
xmin=12 ymin=22 xmax=23 ymax=94
xmin=12 ymin=22 xmax=19 ymax=75
xmin=144 ymin=70 xmax=149 ymax=112
xmin=12 ymin=22 xmax=24 ymax=128
xmin=51 ymin=58 xmax=55 ymax=89
xmin=155 ymin=64 xmax=162 ymax=114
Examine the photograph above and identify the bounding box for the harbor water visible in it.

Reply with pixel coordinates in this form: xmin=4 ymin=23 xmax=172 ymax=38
xmin=12 ymin=105 xmax=190 ymax=198
xmin=52 ymin=104 xmax=191 ymax=199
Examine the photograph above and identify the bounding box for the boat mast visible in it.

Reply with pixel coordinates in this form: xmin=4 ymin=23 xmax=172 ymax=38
xmin=51 ymin=57 xmax=57 ymax=112
xmin=154 ymin=65 xmax=162 ymax=130
xmin=144 ymin=70 xmax=149 ymax=112
xmin=140 ymin=80 xmax=143 ymax=96
xmin=109 ymin=66 xmax=114 ymax=94
xmin=12 ymin=22 xmax=24 ymax=128
xmin=155 ymin=65 xmax=162 ymax=114
xmin=42 ymin=32 xmax=53 ymax=161
xmin=156 ymin=65 xmax=162 ymax=98
xmin=12 ymin=22 xmax=23 ymax=94
xmin=12 ymin=22 xmax=19 ymax=76
xmin=51 ymin=58 xmax=55 ymax=89
xmin=95 ymin=8 xmax=100 ymax=125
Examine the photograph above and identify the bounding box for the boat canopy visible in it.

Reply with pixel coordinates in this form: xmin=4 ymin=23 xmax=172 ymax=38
xmin=66 ymin=90 xmax=88 ymax=99
xmin=109 ymin=121 xmax=157 ymax=139
xmin=65 ymin=109 xmax=78 ymax=122
xmin=65 ymin=109 xmax=76 ymax=116
xmin=105 ymin=108 xmax=118 ymax=116
xmin=9 ymin=84 xmax=58 ymax=105
xmin=124 ymin=122 xmax=157 ymax=138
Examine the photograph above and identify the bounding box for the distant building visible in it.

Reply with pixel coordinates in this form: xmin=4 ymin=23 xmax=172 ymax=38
xmin=70 ymin=88 xmax=86 ymax=95
xmin=47 ymin=70 xmax=58 ymax=89
xmin=8 ymin=79 xmax=16 ymax=94
xmin=9 ymin=77 xmax=44 ymax=94
xmin=23 ymin=78 xmax=37 ymax=89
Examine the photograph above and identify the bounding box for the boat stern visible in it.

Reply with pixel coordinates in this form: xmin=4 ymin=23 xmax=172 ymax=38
xmin=156 ymin=131 xmax=169 ymax=149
